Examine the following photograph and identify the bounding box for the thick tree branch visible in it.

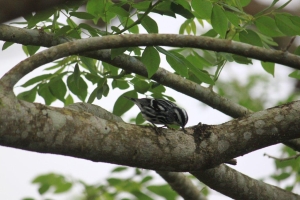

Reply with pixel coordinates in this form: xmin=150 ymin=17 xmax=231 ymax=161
xmin=1 ymin=91 xmax=300 ymax=171
xmin=192 ymin=164 xmax=300 ymax=200
xmin=67 ymin=103 xmax=206 ymax=200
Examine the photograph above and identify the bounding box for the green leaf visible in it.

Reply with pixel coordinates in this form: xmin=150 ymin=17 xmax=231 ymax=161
xmin=141 ymin=176 xmax=153 ymax=183
xmin=139 ymin=14 xmax=158 ymax=33
xmin=112 ymin=79 xmax=130 ymax=89
xmin=255 ymin=16 xmax=284 ymax=37
xmin=21 ymin=74 xmax=53 ymax=87
xmin=49 ymin=78 xmax=67 ymax=102
xmin=111 ymin=47 xmax=128 ymax=59
xmin=2 ymin=41 xmax=14 ymax=50
xmin=170 ymin=2 xmax=194 ymax=19
xmin=136 ymin=112 xmax=146 ymax=125
xmin=261 ymin=61 xmax=275 ymax=76
xmin=239 ymin=30 xmax=263 ymax=47
xmin=188 ymin=65 xmax=214 ymax=85
xmin=188 ymin=51 xmax=213 ymax=68
xmin=38 ymin=83 xmax=56 ymax=105
xmin=147 ymin=185 xmax=177 ymax=200
xmin=80 ymin=56 xmax=98 ymax=75
xmin=102 ymin=62 xmax=119 ymax=76
xmin=78 ymin=23 xmax=98 ymax=37
xmin=275 ymin=14 xmax=300 ymax=36
xmin=38 ymin=184 xmax=50 ymax=195
xmin=134 ymin=80 xmax=150 ymax=94
xmin=22 ymin=45 xmax=29 ymax=56
xmin=294 ymin=46 xmax=300 ymax=56
xmin=132 ymin=191 xmax=153 ymax=200
xmin=152 ymin=1 xmax=176 ymax=18
xmin=240 ymin=0 xmax=251 ymax=7
xmin=232 ymin=55 xmax=252 ymax=65
xmin=156 ymin=46 xmax=188 ymax=76
xmin=86 ymin=0 xmax=105 ymax=24
xmin=160 ymin=48 xmax=213 ymax=84
xmin=54 ymin=25 xmax=72 ymax=37
xmin=192 ymin=0 xmax=212 ymax=19
xmin=84 ymin=73 xmax=100 ymax=84
xmin=54 ymin=182 xmax=72 ymax=193
xmin=149 ymin=82 xmax=166 ymax=94
xmin=202 ymin=29 xmax=218 ymax=37
xmin=69 ymin=12 xmax=95 ymax=19
xmin=65 ymin=94 xmax=74 ymax=106
xmin=109 ymin=5 xmax=129 ymax=17
xmin=17 ymin=87 xmax=37 ymax=102
xmin=132 ymin=1 xmax=151 ymax=10
xmin=211 ymin=5 xmax=228 ymax=38
xmin=26 ymin=45 xmax=40 ymax=56
xmin=111 ymin=166 xmax=128 ymax=173
xmin=67 ymin=74 xmax=88 ymax=102
xmin=289 ymin=70 xmax=300 ymax=80
xmin=27 ymin=8 xmax=56 ymax=28
xmin=166 ymin=53 xmax=188 ymax=77
xmin=107 ymin=178 xmax=123 ymax=187
xmin=113 ymin=91 xmax=138 ymax=116
xmin=141 ymin=47 xmax=160 ymax=78
xmin=225 ymin=11 xmax=240 ymax=27
xmin=179 ymin=19 xmax=192 ymax=34
xmin=87 ymin=87 xmax=98 ymax=103
xmin=73 ymin=63 xmax=80 ymax=88
xmin=126 ymin=18 xmax=139 ymax=33
xmin=271 ymin=172 xmax=291 ymax=181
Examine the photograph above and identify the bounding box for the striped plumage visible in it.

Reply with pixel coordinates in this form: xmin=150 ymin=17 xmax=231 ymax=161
xmin=125 ymin=97 xmax=188 ymax=132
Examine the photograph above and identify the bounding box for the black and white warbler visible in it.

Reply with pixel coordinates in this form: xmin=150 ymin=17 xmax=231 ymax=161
xmin=125 ymin=97 xmax=188 ymax=132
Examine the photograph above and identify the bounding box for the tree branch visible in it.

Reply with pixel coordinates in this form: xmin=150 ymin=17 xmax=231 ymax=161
xmin=1 ymin=92 xmax=300 ymax=171
xmin=191 ymin=164 xmax=300 ymax=200
xmin=2 ymin=33 xmax=300 ymax=89
xmin=67 ymin=103 xmax=205 ymax=200
xmin=157 ymin=171 xmax=207 ymax=200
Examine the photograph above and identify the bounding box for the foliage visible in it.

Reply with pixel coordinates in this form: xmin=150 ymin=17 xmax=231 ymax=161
xmin=22 ymin=167 xmax=197 ymax=200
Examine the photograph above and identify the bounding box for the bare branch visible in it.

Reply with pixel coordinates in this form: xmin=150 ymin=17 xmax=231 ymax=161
xmin=191 ymin=164 xmax=300 ymax=200
xmin=1 ymin=95 xmax=300 ymax=171
xmin=264 ymin=153 xmax=300 ymax=161
xmin=157 ymin=171 xmax=207 ymax=200
xmin=67 ymin=103 xmax=205 ymax=200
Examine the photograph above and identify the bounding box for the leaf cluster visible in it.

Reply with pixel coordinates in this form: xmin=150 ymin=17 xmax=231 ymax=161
xmin=23 ymin=167 xmax=201 ymax=200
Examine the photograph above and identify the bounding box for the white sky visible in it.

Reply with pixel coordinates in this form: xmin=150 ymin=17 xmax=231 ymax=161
xmin=1 ymin=2 xmax=299 ymax=199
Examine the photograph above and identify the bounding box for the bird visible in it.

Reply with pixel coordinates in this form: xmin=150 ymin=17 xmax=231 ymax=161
xmin=124 ymin=97 xmax=188 ymax=133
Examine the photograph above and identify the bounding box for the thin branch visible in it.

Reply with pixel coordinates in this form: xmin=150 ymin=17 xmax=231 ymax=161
xmin=283 ymin=36 xmax=296 ymax=52
xmin=157 ymin=171 xmax=207 ymax=200
xmin=191 ymin=164 xmax=300 ymax=200
xmin=264 ymin=153 xmax=300 ymax=161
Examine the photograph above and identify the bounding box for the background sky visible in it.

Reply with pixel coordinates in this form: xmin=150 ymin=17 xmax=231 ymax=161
xmin=0 ymin=1 xmax=299 ymax=199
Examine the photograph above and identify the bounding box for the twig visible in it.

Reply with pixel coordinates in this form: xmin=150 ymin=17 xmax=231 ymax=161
xmin=283 ymin=36 xmax=296 ymax=52
xmin=264 ymin=153 xmax=300 ymax=161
